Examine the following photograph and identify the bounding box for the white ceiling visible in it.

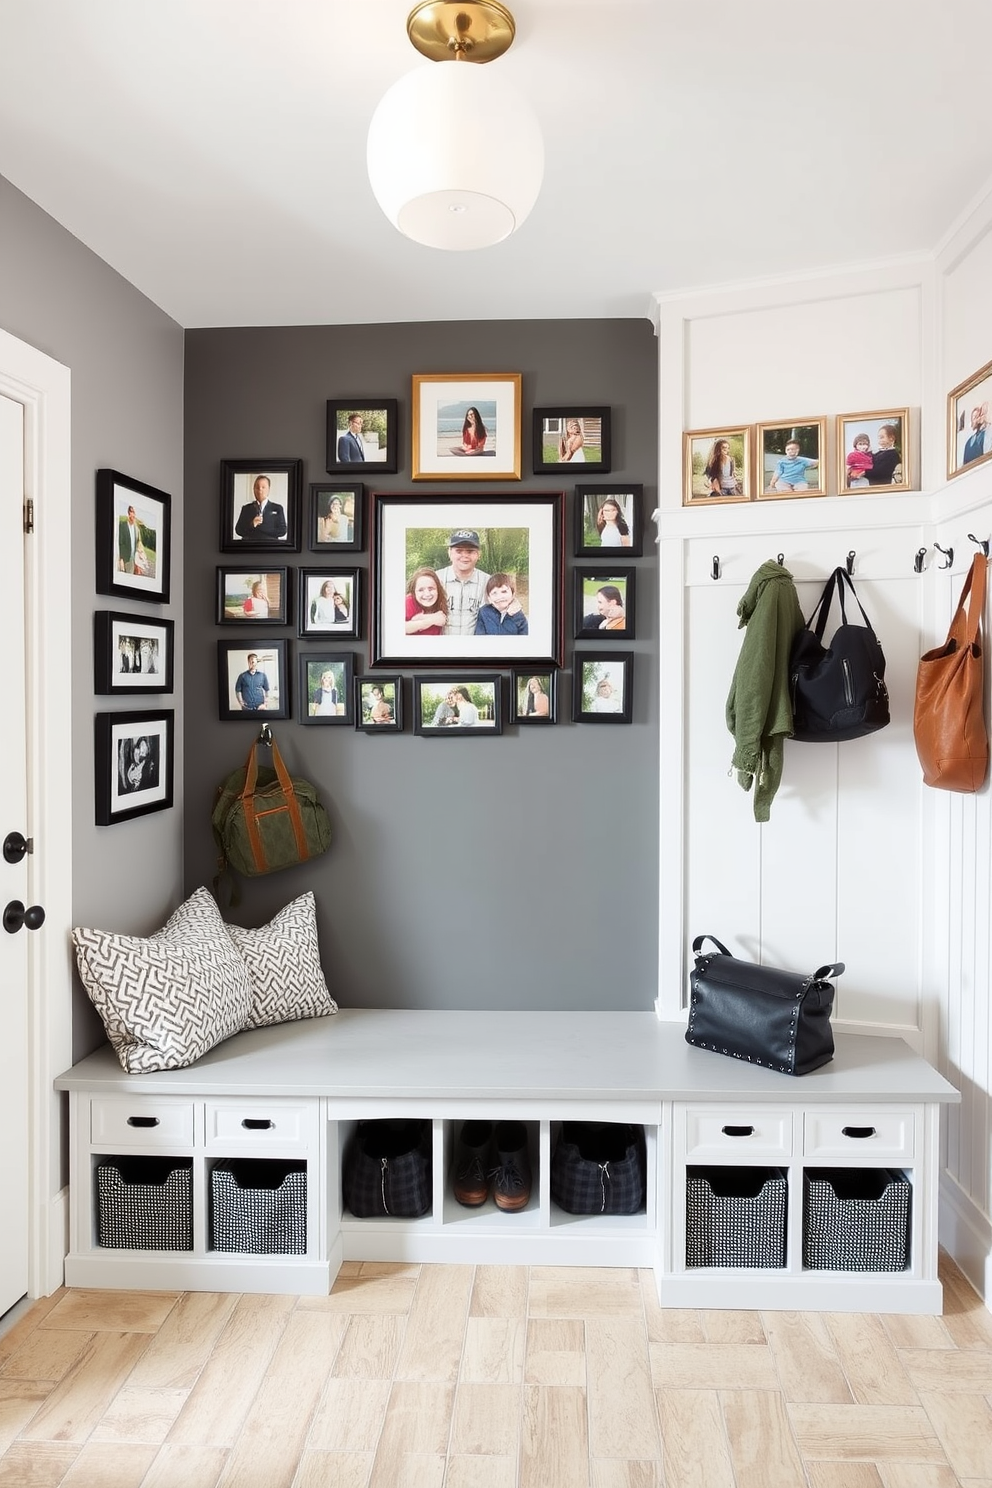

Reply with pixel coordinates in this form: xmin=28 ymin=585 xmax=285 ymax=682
xmin=1 ymin=0 xmax=988 ymax=329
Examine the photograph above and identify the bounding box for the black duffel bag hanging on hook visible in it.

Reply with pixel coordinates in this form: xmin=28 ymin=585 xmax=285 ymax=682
xmin=789 ymin=567 xmax=890 ymax=741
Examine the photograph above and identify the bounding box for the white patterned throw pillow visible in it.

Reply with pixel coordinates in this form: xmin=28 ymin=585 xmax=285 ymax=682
xmin=73 ymin=887 xmax=252 ymax=1073
xmin=225 ymin=891 xmax=337 ymax=1028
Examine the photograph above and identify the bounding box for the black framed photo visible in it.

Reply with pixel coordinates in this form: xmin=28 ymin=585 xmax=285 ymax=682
xmin=512 ymin=669 xmax=556 ymax=724
xmin=575 ymin=484 xmax=642 ymax=557
xmin=220 ymin=459 xmax=302 ymax=552
xmin=309 ymin=482 xmax=364 ymax=551
xmin=326 ymin=400 xmax=398 ymax=475
xmin=94 ymin=611 xmax=174 ymax=695
xmin=298 ymin=652 xmax=355 ymax=725
xmin=216 ymin=566 xmax=291 ymax=625
xmin=572 ymin=653 xmax=633 ymax=724
xmin=298 ymin=568 xmax=361 ymax=639
xmin=574 ymin=567 xmax=636 ymax=640
xmin=414 ymin=676 xmax=503 ymax=736
xmin=96 ymin=469 xmax=172 ymax=604
xmin=533 ymin=406 xmax=611 ymax=475
xmin=372 ymin=491 xmax=564 ymax=669
xmin=217 ymin=640 xmax=290 ymax=721
xmin=356 ymin=674 xmax=403 ymax=732
xmin=95 ymin=709 xmax=174 ymax=825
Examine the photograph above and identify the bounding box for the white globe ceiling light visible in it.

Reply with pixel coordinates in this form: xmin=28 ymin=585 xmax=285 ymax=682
xmin=367 ymin=2 xmax=544 ymax=252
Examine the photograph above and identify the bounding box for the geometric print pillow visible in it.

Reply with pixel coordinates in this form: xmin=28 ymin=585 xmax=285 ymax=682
xmin=72 ymin=886 xmax=252 ymax=1073
xmin=225 ymin=891 xmax=337 ymax=1029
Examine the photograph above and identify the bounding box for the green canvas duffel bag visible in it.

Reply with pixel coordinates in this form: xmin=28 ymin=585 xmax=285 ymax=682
xmin=212 ymin=732 xmax=331 ymax=900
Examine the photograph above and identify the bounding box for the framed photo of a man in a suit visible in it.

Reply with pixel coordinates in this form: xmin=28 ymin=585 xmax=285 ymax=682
xmin=220 ymin=459 xmax=303 ymax=553
xmin=96 ymin=469 xmax=172 ymax=604
xmin=326 ymin=401 xmax=399 ymax=476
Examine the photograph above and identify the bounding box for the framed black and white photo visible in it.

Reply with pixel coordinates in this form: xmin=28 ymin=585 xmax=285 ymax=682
xmin=298 ymin=568 xmax=361 ymax=639
xmin=574 ymin=567 xmax=636 ymax=640
xmin=372 ymin=491 xmax=563 ymax=668
xmin=356 ymin=674 xmax=403 ymax=732
xmin=94 ymin=709 xmax=174 ymax=824
xmin=299 ymin=652 xmax=354 ymax=726
xmin=309 ymin=482 xmax=364 ymax=551
xmin=512 ymin=669 xmax=556 ymax=724
xmin=216 ymin=566 xmax=291 ymax=625
xmin=572 ymin=653 xmax=633 ymax=724
xmin=94 ymin=611 xmax=174 ymax=695
xmin=326 ymin=401 xmax=398 ymax=475
xmin=217 ymin=640 xmax=290 ymax=721
xmin=575 ymin=484 xmax=642 ymax=556
xmin=96 ymin=469 xmax=172 ymax=604
xmin=220 ymin=458 xmax=302 ymax=552
xmin=533 ymin=406 xmax=611 ymax=475
xmin=414 ymin=676 xmax=503 ymax=736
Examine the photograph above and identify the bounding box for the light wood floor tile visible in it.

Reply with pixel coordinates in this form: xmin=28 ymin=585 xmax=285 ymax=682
xmin=590 ymin=1461 xmax=664 ymax=1488
xmin=586 ymin=1317 xmax=660 ymax=1460
xmin=358 ymin=1262 xmax=421 ymax=1279
xmin=763 ymin=1312 xmax=854 ymax=1404
xmin=825 ymin=1314 xmax=918 ymax=1406
xmin=524 ymin=1318 xmax=585 ymax=1386
xmin=469 ymin=1266 xmax=528 ymax=1319
xmin=167 ymin=1292 xmax=295 ymax=1447
xmin=529 ymin=1267 xmax=642 ymax=1319
xmin=294 ymin=1449 xmax=372 ymax=1488
xmin=519 ymin=1384 xmax=588 ymax=1488
xmin=332 ymin=1314 xmax=406 ymax=1380
xmin=38 ymin=1289 xmax=178 ymax=1334
xmin=394 ymin=1266 xmax=472 ymax=1383
xmin=308 ymin=1378 xmax=392 ymax=1453
xmin=140 ymin=1443 xmax=231 ymax=1488
xmin=0 ymin=1327 xmax=93 ymax=1385
xmin=877 ymin=1467 xmax=963 ymax=1487
xmin=126 ymin=1290 xmax=239 ymax=1390
xmin=787 ymin=1404 xmax=946 ymax=1463
xmin=460 ymin=1318 xmax=525 ymax=1385
xmin=901 ymin=1346 xmax=992 ymax=1393
xmin=374 ymin=1380 xmax=455 ymax=1459
xmin=721 ymin=1388 xmax=806 ymax=1488
xmin=448 ymin=1382 xmax=520 ymax=1457
xmin=59 ymin=1441 xmax=157 ymax=1486
xmin=90 ymin=1385 xmax=188 ymax=1443
xmin=368 ymin=1452 xmax=445 ymax=1488
xmin=644 ymin=1307 xmax=706 ymax=1345
xmin=0 ymin=1380 xmax=50 ymax=1452
xmin=703 ymin=1309 xmax=766 ymax=1344
xmin=882 ymin=1314 xmax=955 ymax=1351
xmin=443 ymin=1454 xmax=517 ymax=1487
xmin=655 ymin=1388 xmax=736 ymax=1488
xmin=0 ymin=1442 xmax=79 ymax=1486
xmin=0 ymin=1293 xmax=65 ymax=1366
xmin=19 ymin=1331 xmax=151 ymax=1443
xmin=805 ymin=1466 xmax=884 ymax=1488
xmin=304 ymin=1272 xmax=418 ymax=1315
xmin=918 ymin=1390 xmax=992 ymax=1478
xmin=649 ymin=1341 xmax=779 ymax=1391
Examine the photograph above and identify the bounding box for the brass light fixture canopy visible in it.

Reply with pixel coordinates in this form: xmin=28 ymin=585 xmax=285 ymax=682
xmin=406 ymin=1 xmax=516 ymax=63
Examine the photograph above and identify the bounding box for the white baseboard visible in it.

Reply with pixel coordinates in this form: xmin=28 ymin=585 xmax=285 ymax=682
xmin=939 ymin=1170 xmax=992 ymax=1310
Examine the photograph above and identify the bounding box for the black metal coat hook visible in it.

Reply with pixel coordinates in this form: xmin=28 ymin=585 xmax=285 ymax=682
xmin=711 ymin=555 xmax=721 ymax=580
xmin=257 ymin=723 xmax=274 ymax=746
xmin=914 ymin=547 xmax=927 ymax=574
xmin=846 ymin=550 xmax=856 ymax=576
xmin=968 ymin=533 xmax=990 ymax=557
xmin=776 ymin=553 xmax=785 ymax=565
xmin=934 ymin=543 xmax=954 ymax=569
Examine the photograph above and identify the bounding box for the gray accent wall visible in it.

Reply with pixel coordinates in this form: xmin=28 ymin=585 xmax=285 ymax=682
xmin=184 ymin=320 xmax=659 ymax=1011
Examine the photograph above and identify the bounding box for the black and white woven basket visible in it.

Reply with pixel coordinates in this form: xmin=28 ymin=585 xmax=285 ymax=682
xmin=685 ymin=1166 xmax=788 ymax=1268
xmin=210 ymin=1160 xmax=307 ymax=1254
xmin=551 ymin=1122 xmax=646 ymax=1215
xmin=96 ymin=1157 xmax=194 ymax=1251
xmin=343 ymin=1119 xmax=433 ymax=1219
xmin=803 ymin=1168 xmax=911 ymax=1271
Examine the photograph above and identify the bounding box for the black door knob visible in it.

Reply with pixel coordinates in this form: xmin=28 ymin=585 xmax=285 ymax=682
xmin=3 ymin=832 xmax=31 ymax=865
xmin=3 ymin=900 xmax=46 ymax=934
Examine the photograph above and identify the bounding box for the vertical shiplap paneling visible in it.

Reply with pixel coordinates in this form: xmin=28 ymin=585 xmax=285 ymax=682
xmin=970 ymin=785 xmax=991 ymax=1217
xmin=945 ymin=790 xmax=964 ymax=1186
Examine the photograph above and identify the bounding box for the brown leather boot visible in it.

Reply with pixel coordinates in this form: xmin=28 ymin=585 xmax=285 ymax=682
xmin=492 ymin=1121 xmax=532 ymax=1212
xmin=452 ymin=1121 xmax=493 ymax=1207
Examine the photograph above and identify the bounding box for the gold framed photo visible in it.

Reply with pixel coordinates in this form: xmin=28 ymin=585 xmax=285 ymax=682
xmin=836 ymin=409 xmax=910 ymax=494
xmin=411 ymin=373 xmax=522 ymax=481
xmin=757 ymin=418 xmax=826 ymax=499
xmin=682 ymin=426 xmax=751 ymax=506
xmin=947 ymin=359 xmax=992 ymax=480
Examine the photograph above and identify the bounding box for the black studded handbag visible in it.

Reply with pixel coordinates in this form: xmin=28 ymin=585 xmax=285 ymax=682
xmin=685 ymin=934 xmax=844 ymax=1076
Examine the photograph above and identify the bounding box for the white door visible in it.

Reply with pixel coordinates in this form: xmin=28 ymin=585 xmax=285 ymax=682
xmin=0 ymin=392 xmax=30 ymax=1316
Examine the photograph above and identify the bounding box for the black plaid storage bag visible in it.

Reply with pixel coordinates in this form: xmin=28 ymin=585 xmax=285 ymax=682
xmin=343 ymin=1118 xmax=433 ymax=1218
xmin=550 ymin=1122 xmax=646 ymax=1215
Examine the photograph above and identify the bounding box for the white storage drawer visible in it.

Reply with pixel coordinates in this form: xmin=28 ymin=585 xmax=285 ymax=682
xmin=90 ymin=1098 xmax=195 ymax=1149
xmin=205 ymin=1100 xmax=318 ymax=1152
xmin=683 ymin=1107 xmax=793 ymax=1159
xmin=803 ymin=1109 xmax=915 ymax=1160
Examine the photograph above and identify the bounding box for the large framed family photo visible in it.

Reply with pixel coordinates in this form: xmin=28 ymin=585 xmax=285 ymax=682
xmin=411 ymin=373 xmax=521 ymax=480
xmin=837 ymin=409 xmax=910 ymax=493
xmin=220 ymin=459 xmax=302 ymax=552
xmin=96 ymin=469 xmax=172 ymax=604
xmin=94 ymin=709 xmax=174 ymax=825
xmin=94 ymin=611 xmax=174 ymax=695
xmin=947 ymin=359 xmax=992 ymax=479
xmin=371 ymin=492 xmax=564 ymax=669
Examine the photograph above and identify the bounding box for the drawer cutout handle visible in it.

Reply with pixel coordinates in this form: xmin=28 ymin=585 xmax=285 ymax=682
xmin=841 ymin=1125 xmax=876 ymax=1139
xmin=126 ymin=1116 xmax=160 ymax=1128
xmin=721 ymin=1125 xmax=754 ymax=1138
xmin=241 ymin=1118 xmax=274 ymax=1131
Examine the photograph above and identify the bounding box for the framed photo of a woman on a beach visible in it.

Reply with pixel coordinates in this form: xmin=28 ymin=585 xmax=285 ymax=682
xmin=411 ymin=373 xmax=522 ymax=481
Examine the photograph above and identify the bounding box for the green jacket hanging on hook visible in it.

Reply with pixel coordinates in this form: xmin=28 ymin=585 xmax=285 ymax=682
xmin=725 ymin=559 xmax=804 ymax=822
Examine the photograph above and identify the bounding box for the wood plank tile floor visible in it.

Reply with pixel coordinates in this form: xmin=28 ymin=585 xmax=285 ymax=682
xmin=0 ymin=1251 xmax=989 ymax=1487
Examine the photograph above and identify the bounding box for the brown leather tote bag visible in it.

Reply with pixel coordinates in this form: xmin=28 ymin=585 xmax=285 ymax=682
xmin=913 ymin=553 xmax=989 ymax=793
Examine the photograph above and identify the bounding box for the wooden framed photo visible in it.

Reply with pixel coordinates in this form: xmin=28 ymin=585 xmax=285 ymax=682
xmin=947 ymin=359 xmax=992 ymax=479
xmin=217 ymin=640 xmax=290 ymax=721
xmin=575 ymin=483 xmax=642 ymax=556
xmin=298 ymin=568 xmax=361 ymax=639
xmin=94 ymin=709 xmax=174 ymax=825
xmin=413 ymin=676 xmax=503 ymax=736
xmin=216 ymin=566 xmax=291 ymax=625
xmin=220 ymin=459 xmax=302 ymax=552
xmin=299 ymin=652 xmax=354 ymax=725
xmin=574 ymin=567 xmax=635 ymax=640
xmin=572 ymin=653 xmax=632 ymax=724
xmin=682 ymin=427 xmax=751 ymax=506
xmin=512 ymin=669 xmax=556 ymax=724
xmin=309 ymin=482 xmax=363 ymax=551
xmin=356 ymin=674 xmax=403 ymax=732
xmin=411 ymin=373 xmax=521 ymax=481
xmin=326 ymin=401 xmax=398 ymax=476
xmin=371 ymin=491 xmax=563 ymax=669
xmin=533 ymin=406 xmax=610 ymax=475
xmin=757 ymin=419 xmax=826 ymax=499
xmin=96 ymin=469 xmax=172 ymax=604
xmin=94 ymin=611 xmax=174 ymax=695
xmin=837 ymin=409 xmax=911 ymax=493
